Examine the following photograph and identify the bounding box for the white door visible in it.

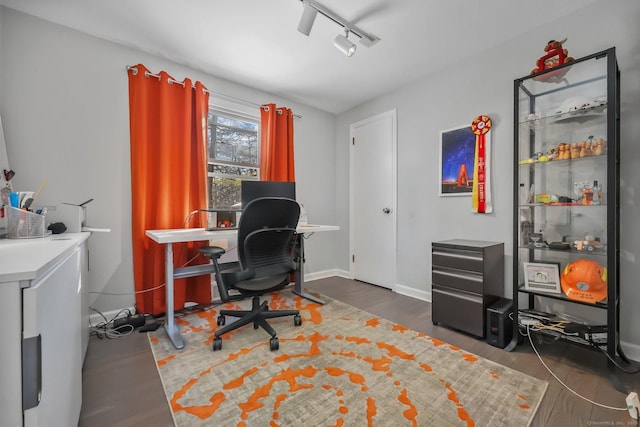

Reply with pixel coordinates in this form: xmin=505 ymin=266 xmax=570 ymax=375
xmin=350 ymin=109 xmax=397 ymax=289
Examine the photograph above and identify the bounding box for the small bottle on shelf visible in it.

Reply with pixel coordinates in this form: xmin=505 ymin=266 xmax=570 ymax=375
xmin=592 ymin=180 xmax=602 ymax=205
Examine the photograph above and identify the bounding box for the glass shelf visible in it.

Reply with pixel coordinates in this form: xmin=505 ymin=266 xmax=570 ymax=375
xmin=519 ymin=103 xmax=607 ymax=125
xmin=518 ymin=154 xmax=607 ymax=166
xmin=518 ymin=245 xmax=607 ymax=256
xmin=517 ymin=284 xmax=608 ymax=309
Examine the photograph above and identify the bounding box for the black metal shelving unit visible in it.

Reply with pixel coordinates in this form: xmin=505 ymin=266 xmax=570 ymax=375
xmin=507 ymin=48 xmax=622 ymax=386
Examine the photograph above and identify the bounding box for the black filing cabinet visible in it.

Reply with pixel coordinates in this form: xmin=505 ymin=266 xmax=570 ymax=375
xmin=431 ymin=239 xmax=504 ymax=337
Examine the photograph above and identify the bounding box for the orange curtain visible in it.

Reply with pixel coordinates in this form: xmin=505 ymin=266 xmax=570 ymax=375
xmin=127 ymin=64 xmax=211 ymax=315
xmin=260 ymin=104 xmax=295 ymax=181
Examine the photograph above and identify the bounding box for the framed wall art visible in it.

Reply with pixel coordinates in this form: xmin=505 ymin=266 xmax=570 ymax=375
xmin=439 ymin=125 xmax=475 ymax=196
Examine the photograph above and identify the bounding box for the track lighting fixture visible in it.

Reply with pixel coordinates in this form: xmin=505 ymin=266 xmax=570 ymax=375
xmin=334 ymin=29 xmax=356 ymax=57
xmin=296 ymin=0 xmax=380 ymax=57
xmin=297 ymin=2 xmax=318 ymax=36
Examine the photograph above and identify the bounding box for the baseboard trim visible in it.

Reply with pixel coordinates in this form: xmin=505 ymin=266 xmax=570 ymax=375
xmin=304 ymin=268 xmax=350 ymax=282
xmin=395 ymin=283 xmax=431 ymax=303
xmin=619 ymin=340 xmax=640 ymax=363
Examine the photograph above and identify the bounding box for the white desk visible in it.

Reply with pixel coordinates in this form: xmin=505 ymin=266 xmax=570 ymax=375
xmin=146 ymin=224 xmax=338 ymax=349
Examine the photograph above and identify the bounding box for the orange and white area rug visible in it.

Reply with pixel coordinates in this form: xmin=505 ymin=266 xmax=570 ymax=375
xmin=149 ymin=289 xmax=547 ymax=426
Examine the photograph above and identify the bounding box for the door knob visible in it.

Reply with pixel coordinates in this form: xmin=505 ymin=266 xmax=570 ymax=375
xmin=382 ymin=208 xmax=391 ymax=214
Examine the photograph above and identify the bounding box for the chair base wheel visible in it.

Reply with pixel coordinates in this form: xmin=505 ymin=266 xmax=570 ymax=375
xmin=217 ymin=315 xmax=226 ymax=326
xmin=213 ymin=337 xmax=223 ymax=351
xmin=294 ymin=314 xmax=302 ymax=326
xmin=270 ymin=337 xmax=279 ymax=351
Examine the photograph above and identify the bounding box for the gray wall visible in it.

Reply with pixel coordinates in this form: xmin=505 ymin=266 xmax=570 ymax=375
xmin=337 ymin=0 xmax=640 ymax=356
xmin=0 ymin=7 xmax=341 ymax=313
xmin=2 ymin=1 xmax=640 ymax=358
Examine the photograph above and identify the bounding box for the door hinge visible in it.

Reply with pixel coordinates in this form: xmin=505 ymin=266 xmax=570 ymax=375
xmin=352 ymin=254 xmax=355 ymax=263
xmin=352 ymin=137 xmax=355 ymax=145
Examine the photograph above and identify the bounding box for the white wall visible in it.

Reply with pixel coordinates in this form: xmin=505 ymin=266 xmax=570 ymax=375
xmin=337 ymin=0 xmax=640 ymax=354
xmin=0 ymin=7 xmax=341 ymax=314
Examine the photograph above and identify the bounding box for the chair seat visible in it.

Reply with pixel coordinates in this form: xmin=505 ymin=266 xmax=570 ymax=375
xmin=232 ymin=273 xmax=290 ymax=294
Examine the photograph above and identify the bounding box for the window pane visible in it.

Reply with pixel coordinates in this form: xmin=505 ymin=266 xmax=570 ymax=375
xmin=208 ymin=113 xmax=258 ymax=166
xmin=207 ymin=110 xmax=259 ymax=209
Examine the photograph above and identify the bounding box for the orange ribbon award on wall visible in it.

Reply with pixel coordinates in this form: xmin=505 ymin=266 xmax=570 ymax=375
xmin=471 ymin=115 xmax=492 ymax=213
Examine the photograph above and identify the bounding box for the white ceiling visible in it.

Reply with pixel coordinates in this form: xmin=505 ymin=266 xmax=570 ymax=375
xmin=0 ymin=0 xmax=599 ymax=113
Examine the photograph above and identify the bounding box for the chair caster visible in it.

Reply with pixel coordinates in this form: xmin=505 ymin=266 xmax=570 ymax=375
xmin=270 ymin=337 xmax=279 ymax=351
xmin=217 ymin=315 xmax=226 ymax=326
xmin=294 ymin=314 xmax=302 ymax=326
xmin=213 ymin=337 xmax=223 ymax=351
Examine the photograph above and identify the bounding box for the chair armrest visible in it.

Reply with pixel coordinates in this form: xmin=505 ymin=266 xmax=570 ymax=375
xmin=199 ymin=245 xmax=226 ymax=259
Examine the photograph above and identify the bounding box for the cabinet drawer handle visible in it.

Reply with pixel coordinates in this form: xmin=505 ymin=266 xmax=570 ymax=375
xmin=433 ymin=287 xmax=483 ymax=303
xmin=432 ymin=250 xmax=482 ymax=261
xmin=433 ymin=268 xmax=482 ymax=282
xmin=22 ymin=334 xmax=42 ymax=410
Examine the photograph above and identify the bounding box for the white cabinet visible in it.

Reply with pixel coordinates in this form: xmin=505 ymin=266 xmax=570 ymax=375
xmin=0 ymin=233 xmax=90 ymax=427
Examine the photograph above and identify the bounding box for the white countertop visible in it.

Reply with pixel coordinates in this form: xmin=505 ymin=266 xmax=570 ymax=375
xmin=0 ymin=233 xmax=90 ymax=284
xmin=146 ymin=224 xmax=340 ymax=244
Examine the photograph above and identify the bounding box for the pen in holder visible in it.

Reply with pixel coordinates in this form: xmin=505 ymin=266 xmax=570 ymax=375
xmin=9 ymin=192 xmax=19 ymax=208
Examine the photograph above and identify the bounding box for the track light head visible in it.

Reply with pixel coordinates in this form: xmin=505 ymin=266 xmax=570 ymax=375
xmin=334 ymin=29 xmax=356 ymax=57
xmin=297 ymin=2 xmax=318 ymax=36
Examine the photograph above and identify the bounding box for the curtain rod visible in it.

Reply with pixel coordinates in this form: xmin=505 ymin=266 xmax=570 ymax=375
xmin=126 ymin=65 xmax=302 ymax=119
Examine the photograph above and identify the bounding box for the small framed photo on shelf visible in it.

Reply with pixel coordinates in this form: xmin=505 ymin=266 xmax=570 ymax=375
xmin=523 ymin=262 xmax=562 ymax=294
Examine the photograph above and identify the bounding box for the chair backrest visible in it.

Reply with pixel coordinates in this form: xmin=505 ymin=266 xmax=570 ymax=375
xmin=237 ymin=197 xmax=300 ymax=277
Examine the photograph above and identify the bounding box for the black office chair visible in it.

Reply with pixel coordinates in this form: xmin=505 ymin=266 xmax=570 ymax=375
xmin=199 ymin=197 xmax=302 ymax=351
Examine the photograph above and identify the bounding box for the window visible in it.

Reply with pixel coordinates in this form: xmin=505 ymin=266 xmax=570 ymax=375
xmin=207 ymin=109 xmax=259 ymax=208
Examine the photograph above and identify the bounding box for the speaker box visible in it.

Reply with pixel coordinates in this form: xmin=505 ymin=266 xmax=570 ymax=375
xmin=486 ymin=298 xmax=513 ymax=349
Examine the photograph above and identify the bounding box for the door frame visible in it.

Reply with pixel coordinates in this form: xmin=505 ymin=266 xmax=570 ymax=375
xmin=348 ymin=109 xmax=398 ymax=289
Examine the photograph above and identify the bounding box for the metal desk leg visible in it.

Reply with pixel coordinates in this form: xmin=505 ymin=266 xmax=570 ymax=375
xmin=164 ymin=242 xmax=184 ymax=349
xmin=292 ymin=234 xmax=325 ymax=305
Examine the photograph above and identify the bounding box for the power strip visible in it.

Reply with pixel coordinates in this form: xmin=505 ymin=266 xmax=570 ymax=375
xmin=113 ymin=314 xmax=146 ymax=329
xmin=519 ymin=317 xmax=539 ymax=326
xmin=626 ymin=392 xmax=639 ymax=419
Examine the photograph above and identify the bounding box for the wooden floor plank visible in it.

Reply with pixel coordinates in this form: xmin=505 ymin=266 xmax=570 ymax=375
xmin=80 ymin=276 xmax=640 ymax=427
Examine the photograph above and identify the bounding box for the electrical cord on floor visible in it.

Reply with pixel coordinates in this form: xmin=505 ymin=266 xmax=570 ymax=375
xmin=89 ymin=307 xmax=135 ymax=339
xmin=525 ymin=324 xmax=629 ymax=413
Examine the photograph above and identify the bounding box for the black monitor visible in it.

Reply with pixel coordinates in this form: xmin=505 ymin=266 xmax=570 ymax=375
xmin=241 ymin=181 xmax=296 ymax=209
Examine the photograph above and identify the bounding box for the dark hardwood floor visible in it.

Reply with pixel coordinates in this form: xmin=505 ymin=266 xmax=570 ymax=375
xmin=80 ymin=277 xmax=640 ymax=426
